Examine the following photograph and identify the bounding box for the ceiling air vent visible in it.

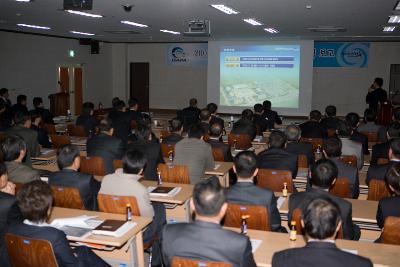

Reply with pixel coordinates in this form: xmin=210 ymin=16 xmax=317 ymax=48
xmin=308 ymin=26 xmax=346 ymax=32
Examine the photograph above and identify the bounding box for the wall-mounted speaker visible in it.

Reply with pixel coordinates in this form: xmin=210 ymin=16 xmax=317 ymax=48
xmin=91 ymin=40 xmax=99 ymax=54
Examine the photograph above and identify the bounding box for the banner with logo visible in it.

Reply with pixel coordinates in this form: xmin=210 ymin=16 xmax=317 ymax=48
xmin=313 ymin=42 xmax=370 ymax=68
xmin=166 ymin=43 xmax=208 ymax=67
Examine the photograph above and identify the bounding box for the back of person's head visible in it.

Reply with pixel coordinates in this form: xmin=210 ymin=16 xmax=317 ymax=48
xmin=14 ymin=111 xmax=30 ymax=126
xmin=1 ymin=135 xmax=26 ymax=161
xmin=269 ymin=130 xmax=287 ymax=149
xmin=364 ymin=108 xmax=377 ymax=122
xmin=374 ymin=77 xmax=383 ymax=87
xmin=263 ymin=100 xmax=272 ymax=110
xmin=303 ymin=198 xmax=341 ymax=240
xmin=325 ymin=105 xmax=337 ymax=117
xmin=309 ymin=110 xmax=322 ymax=121
xmin=57 ymin=144 xmax=80 ymax=169
xmin=385 ymin=163 xmax=400 ymax=195
xmin=82 ymin=102 xmax=94 ymax=115
xmin=170 ymin=118 xmax=183 ymax=133
xmin=189 ymin=98 xmax=198 ymax=107
xmin=207 ymin=103 xmax=218 ymax=114
xmin=311 ymin=159 xmax=338 ymax=189
xmin=387 ymin=121 xmax=400 ymax=139
xmin=98 ymin=118 xmax=113 ymax=133
xmin=17 ymin=94 xmax=27 ymax=105
xmin=128 ymin=98 xmax=139 ymax=108
xmin=188 ymin=123 xmax=205 ymax=139
xmin=345 ymin=112 xmax=360 ymax=128
xmin=193 ymin=176 xmax=225 ymax=217
xmin=17 ymin=180 xmax=53 ymax=223
xmin=234 ymin=151 xmax=257 ymax=179
xmin=241 ymin=109 xmax=253 ymax=120
xmin=115 ymin=100 xmax=126 ymax=111
xmin=33 ymin=97 xmax=43 ymax=108
xmin=336 ymin=120 xmax=352 ymax=137
xmin=0 ymin=88 xmax=8 ymax=97
xmin=136 ymin=123 xmax=152 ymax=140
xmin=390 ymin=138 xmax=400 ymax=159
xmin=322 ymin=138 xmax=342 ymax=158
xmin=199 ymin=108 xmax=211 ymax=122
xmin=254 ymin=103 xmax=263 ymax=113
xmin=112 ymin=97 xmax=120 ymax=108
xmin=209 ymin=123 xmax=223 ymax=138
xmin=285 ymin=124 xmax=301 ymax=142
xmin=393 ymin=107 xmax=400 ymax=121
xmin=122 ymin=149 xmax=147 ymax=175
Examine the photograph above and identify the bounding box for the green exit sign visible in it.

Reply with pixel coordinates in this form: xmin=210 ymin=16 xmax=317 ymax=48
xmin=68 ymin=50 xmax=75 ymax=58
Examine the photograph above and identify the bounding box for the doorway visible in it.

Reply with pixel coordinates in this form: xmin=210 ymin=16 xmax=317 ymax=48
xmin=130 ymin=62 xmax=149 ymax=112
xmin=389 ymin=64 xmax=400 ymax=105
xmin=57 ymin=65 xmax=84 ymax=115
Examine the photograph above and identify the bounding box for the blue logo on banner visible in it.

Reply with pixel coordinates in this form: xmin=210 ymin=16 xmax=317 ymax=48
xmin=313 ymin=42 xmax=369 ymax=68
xmin=171 ymin=47 xmax=186 ymax=61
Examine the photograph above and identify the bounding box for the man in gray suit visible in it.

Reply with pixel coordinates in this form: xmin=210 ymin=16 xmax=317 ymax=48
xmin=174 ymin=124 xmax=214 ymax=184
xmin=162 ymin=176 xmax=256 ymax=267
xmin=1 ymin=136 xmax=40 ymax=184
xmin=337 ymin=120 xmax=363 ymax=169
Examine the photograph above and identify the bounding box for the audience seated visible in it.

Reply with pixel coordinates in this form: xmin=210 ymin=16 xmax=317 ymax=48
xmin=227 ymin=151 xmax=283 ymax=232
xmin=86 ymin=118 xmax=124 ymax=175
xmin=377 ymin=107 xmax=400 ymax=143
xmin=29 ymin=97 xmax=53 ymax=124
xmin=49 ymin=145 xmax=100 ymax=211
xmin=231 ymin=109 xmax=257 ymax=140
xmin=253 ymin=103 xmax=269 ymax=132
xmin=174 ymin=124 xmax=214 ymax=184
xmin=100 ymin=149 xmax=165 ymax=266
xmin=207 ymin=102 xmax=225 ymax=130
xmin=199 ymin=108 xmax=211 ymax=134
xmin=371 ymin=121 xmax=400 ymax=165
xmin=1 ymin=136 xmax=40 ymax=184
xmin=127 ymin=98 xmax=144 ymax=124
xmin=258 ymin=130 xmax=298 ymax=179
xmin=321 ymin=105 xmax=342 ymax=131
xmin=76 ymin=102 xmax=98 ymax=136
xmin=10 ymin=95 xmax=28 ymax=120
xmin=262 ymin=100 xmax=282 ymax=127
xmin=30 ymin=111 xmax=52 ymax=148
xmin=288 ymin=159 xmax=360 ymax=240
xmin=336 ymin=120 xmax=363 ymax=169
xmin=285 ymin=124 xmax=314 ymax=166
xmin=207 ymin=123 xmax=233 ymax=162
xmin=322 ymin=138 xmax=359 ymax=198
xmin=108 ymin=100 xmax=131 ymax=146
xmin=6 ymin=180 xmax=110 ymax=267
xmin=299 ymin=110 xmax=327 ymax=139
xmin=162 ymin=176 xmax=256 ymax=267
xmin=180 ymin=98 xmax=200 ymax=130
xmin=346 ymin=112 xmax=369 ymax=155
xmin=273 ymin=198 xmax=372 ymax=267
xmin=162 ymin=118 xmax=183 ymax=145
xmin=358 ymin=108 xmax=380 ymax=133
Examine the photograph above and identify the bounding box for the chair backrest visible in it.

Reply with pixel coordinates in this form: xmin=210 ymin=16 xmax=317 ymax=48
xmin=382 ymin=216 xmax=400 ymax=245
xmin=97 ymin=194 xmax=141 ymax=216
xmin=161 ymin=143 xmax=175 ymax=158
xmin=300 ymin=137 xmax=323 ymax=152
xmin=224 ymin=203 xmax=270 ymax=231
xmin=67 ymin=124 xmax=87 ymax=137
xmin=212 ymin=147 xmax=225 ymax=162
xmin=43 ymin=123 xmax=57 ymax=135
xmin=80 ymin=156 xmax=107 ymax=176
xmin=171 ymin=257 xmax=232 ymax=267
xmin=160 ymin=130 xmax=171 ymax=141
xmin=228 ymin=133 xmax=252 ymax=150
xmin=327 ymin=129 xmax=336 ymax=138
xmin=6 ymin=233 xmax=59 ymax=267
xmin=49 ymin=134 xmax=71 ymax=149
xmin=51 ymin=186 xmax=85 ymax=210
xmin=113 ymin=159 xmax=123 ymax=170
xmin=339 ymin=155 xmax=357 ymax=168
xmin=329 ymin=177 xmax=351 ymax=198
xmin=157 ymin=163 xmax=190 ymax=184
xmin=14 ymin=182 xmax=24 ymax=195
xmin=360 ymin=131 xmax=378 ymax=143
xmin=367 ymin=179 xmax=391 ymax=201
xmin=297 ymin=154 xmax=308 ymax=168
xmin=256 ymin=168 xmax=293 ymax=193
xmin=377 ymin=158 xmax=389 ymax=165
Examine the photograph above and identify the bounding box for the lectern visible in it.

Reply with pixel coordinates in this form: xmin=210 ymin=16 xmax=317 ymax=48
xmin=48 ymin=92 xmax=69 ymax=116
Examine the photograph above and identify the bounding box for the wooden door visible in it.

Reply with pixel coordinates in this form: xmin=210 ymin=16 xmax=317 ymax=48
xmin=58 ymin=67 xmax=69 ymax=93
xmin=130 ymin=62 xmax=149 ymax=112
xmin=74 ymin=67 xmax=83 ymax=115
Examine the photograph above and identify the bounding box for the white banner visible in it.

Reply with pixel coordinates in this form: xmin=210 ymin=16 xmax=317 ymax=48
xmin=166 ymin=43 xmax=208 ymax=67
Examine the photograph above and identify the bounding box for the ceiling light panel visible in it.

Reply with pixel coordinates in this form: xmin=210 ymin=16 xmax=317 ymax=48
xmin=15 ymin=0 xmax=31 ymax=2
xmin=395 ymin=1 xmax=400 ymax=10
xmin=264 ymin=28 xmax=279 ymax=33
xmin=243 ymin=18 xmax=263 ymax=26
xmin=66 ymin=10 xmax=103 ymax=18
xmin=17 ymin=23 xmax=50 ymax=29
xmin=383 ymin=26 xmax=396 ymax=32
xmin=160 ymin=29 xmax=180 ymax=35
xmin=210 ymin=4 xmax=239 ymax=15
xmin=121 ymin=21 xmax=148 ymax=28
xmin=70 ymin=30 xmax=95 ymax=36
xmin=388 ymin=15 xmax=400 ymax=23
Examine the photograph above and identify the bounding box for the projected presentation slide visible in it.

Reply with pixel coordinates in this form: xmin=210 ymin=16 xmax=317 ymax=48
xmin=220 ymin=45 xmax=300 ymax=108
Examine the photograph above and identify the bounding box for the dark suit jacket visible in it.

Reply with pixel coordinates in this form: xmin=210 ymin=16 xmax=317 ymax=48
xmin=86 ymin=134 xmax=124 ymax=174
xmin=231 ymin=119 xmax=257 ymax=140
xmin=10 ymin=103 xmax=28 ymax=118
xmin=76 ymin=114 xmax=98 ymax=136
xmin=351 ymin=131 xmax=369 ymax=155
xmin=272 ymin=241 xmax=372 ymax=267
xmin=331 ymin=158 xmax=359 ymax=199
xmin=370 ymin=142 xmax=390 ymax=166
xmin=6 ymin=125 xmax=41 ymax=163
xmin=253 ymin=114 xmax=269 ymax=132
xmin=210 ymin=115 xmax=225 ymax=130
xmin=288 ymin=188 xmax=360 ymax=240
xmin=162 ymin=133 xmax=183 ymax=145
xmin=263 ymin=109 xmax=282 ymax=127
xmin=49 ymin=169 xmax=100 ymax=210
xmin=30 ymin=107 xmax=53 ymax=124
xmin=200 ymin=121 xmax=210 ymax=134
xmin=321 ymin=117 xmax=341 ymax=130
xmin=299 ymin=121 xmax=327 ymax=139
xmin=181 ymin=106 xmax=200 ymax=129
xmin=127 ymin=140 xmax=164 ymax=180
xmin=258 ymin=148 xmax=298 ymax=178
xmin=127 ymin=109 xmax=143 ymax=124
xmin=227 ymin=182 xmax=281 ymax=231
xmin=285 ymin=142 xmax=314 ymax=166
xmin=162 ymin=220 xmax=256 ymax=267
xmin=207 ymin=138 xmax=233 ymax=162
xmin=366 ymin=160 xmax=399 ymax=185
xmin=376 ymin=195 xmax=400 ymax=228
xmin=366 ymin=88 xmax=387 ymax=111
xmin=109 ymin=111 xmax=131 ymax=146
xmin=31 ymin=125 xmax=52 ymax=148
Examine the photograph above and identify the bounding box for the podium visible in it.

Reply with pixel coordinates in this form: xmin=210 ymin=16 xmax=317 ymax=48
xmin=377 ymin=102 xmax=393 ymax=126
xmin=48 ymin=92 xmax=69 ymax=116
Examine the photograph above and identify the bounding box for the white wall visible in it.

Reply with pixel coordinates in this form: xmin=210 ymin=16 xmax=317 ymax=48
xmin=0 ymin=31 xmax=113 ymax=109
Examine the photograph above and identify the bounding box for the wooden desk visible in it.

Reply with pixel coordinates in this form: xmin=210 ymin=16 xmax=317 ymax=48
xmin=70 ymin=136 xmax=87 ymax=146
xmin=205 ymin=161 xmax=233 ymax=187
xmin=31 ymin=148 xmax=57 ymax=161
xmin=50 ymin=207 xmax=152 ymax=267
xmin=33 ymin=159 xmax=58 ymax=172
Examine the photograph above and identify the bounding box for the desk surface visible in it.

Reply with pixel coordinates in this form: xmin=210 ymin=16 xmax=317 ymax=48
xmin=205 ymin=161 xmax=233 ymax=176
xmin=70 ymin=136 xmax=87 ymax=146
xmin=141 ymin=180 xmax=193 ymax=205
xmin=32 ymin=148 xmax=57 ymax=161
xmin=50 ymin=207 xmax=152 ymax=247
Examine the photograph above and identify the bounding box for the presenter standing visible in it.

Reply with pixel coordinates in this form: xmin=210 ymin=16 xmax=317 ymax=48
xmin=366 ymin=77 xmax=387 ymax=112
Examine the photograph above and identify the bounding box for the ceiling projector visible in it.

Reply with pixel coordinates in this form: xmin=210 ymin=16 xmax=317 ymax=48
xmin=184 ymin=20 xmax=211 ymax=37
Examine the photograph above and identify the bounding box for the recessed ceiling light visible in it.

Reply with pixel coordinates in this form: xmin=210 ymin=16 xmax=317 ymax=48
xmin=160 ymin=29 xmax=180 ymax=35
xmin=66 ymin=10 xmax=103 ymax=18
xmin=395 ymin=1 xmax=400 ymax=10
xmin=305 ymin=5 xmax=312 ymax=9
xmin=70 ymin=30 xmax=95 ymax=36
xmin=243 ymin=18 xmax=263 ymax=26
xmin=264 ymin=27 xmax=279 ymax=34
xmin=121 ymin=20 xmax=148 ymax=28
xmin=17 ymin=23 xmax=50 ymax=30
xmin=383 ymin=26 xmax=396 ymax=32
xmin=388 ymin=15 xmax=400 ymax=23
xmin=210 ymin=4 xmax=239 ymax=15
xmin=15 ymin=0 xmax=31 ymax=2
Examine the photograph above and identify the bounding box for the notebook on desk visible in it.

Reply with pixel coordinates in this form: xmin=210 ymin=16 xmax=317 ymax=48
xmin=148 ymin=186 xmax=181 ymax=197
xmin=92 ymin=220 xmax=136 ymax=237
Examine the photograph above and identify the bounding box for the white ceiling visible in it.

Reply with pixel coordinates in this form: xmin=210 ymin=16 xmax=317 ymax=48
xmin=1 ymin=0 xmax=400 ymax=42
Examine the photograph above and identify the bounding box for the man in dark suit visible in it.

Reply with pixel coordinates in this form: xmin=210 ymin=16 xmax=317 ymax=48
xmin=87 ymin=118 xmax=124 ymax=174
xmin=108 ymin=100 xmax=131 ymax=146
xmin=162 ymin=176 xmax=256 ymax=267
xmin=0 ymin=88 xmax=12 ymax=127
xmin=76 ymin=102 xmax=98 ymax=136
xmin=199 ymin=108 xmax=211 ymax=134
xmin=30 ymin=111 xmax=52 ymax=148
xmin=181 ymin=98 xmax=200 ymax=129
xmin=49 ymin=145 xmax=100 ymax=210
xmin=322 ymin=138 xmax=359 ymax=199
xmin=10 ymin=95 xmax=28 ymax=120
xmin=288 ymin=159 xmax=361 ymax=240
xmin=29 ymin=97 xmax=53 ymax=124
xmin=285 ymin=124 xmax=314 ymax=166
xmin=127 ymin=98 xmax=144 ymax=125
xmin=346 ymin=112 xmax=369 ymax=155
xmin=253 ymin=103 xmax=269 ymax=132
xmin=207 ymin=123 xmax=233 ymax=162
xmin=321 ymin=105 xmax=341 ymax=131
xmin=231 ymin=109 xmax=257 ymax=140
xmin=366 ymin=77 xmax=387 ymax=113
xmin=258 ymin=130 xmax=298 ymax=179
xmin=207 ymin=102 xmax=225 ymax=130
xmin=262 ymin=100 xmax=282 ymax=127
xmin=371 ymin=121 xmax=400 ymax=165
xmin=299 ymin=110 xmax=327 ymax=139
xmin=127 ymin=124 xmax=164 ymax=180
xmin=162 ymin=118 xmax=183 ymax=145
xmin=227 ymin=151 xmax=283 ymax=232
xmin=273 ymin=198 xmax=372 ymax=267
